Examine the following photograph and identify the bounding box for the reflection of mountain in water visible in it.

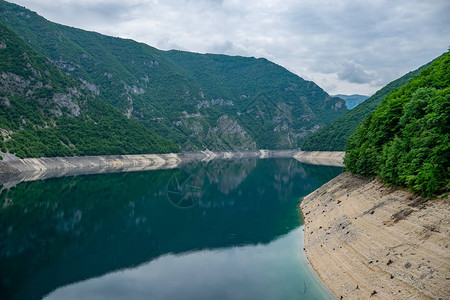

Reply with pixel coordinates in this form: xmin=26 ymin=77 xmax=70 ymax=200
xmin=205 ymin=159 xmax=258 ymax=195
xmin=0 ymin=159 xmax=341 ymax=300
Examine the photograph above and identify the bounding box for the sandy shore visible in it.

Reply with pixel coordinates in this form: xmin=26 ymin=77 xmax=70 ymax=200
xmin=301 ymin=173 xmax=449 ymax=299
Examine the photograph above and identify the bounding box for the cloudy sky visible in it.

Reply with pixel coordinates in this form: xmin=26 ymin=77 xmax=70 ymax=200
xmin=9 ymin=0 xmax=450 ymax=95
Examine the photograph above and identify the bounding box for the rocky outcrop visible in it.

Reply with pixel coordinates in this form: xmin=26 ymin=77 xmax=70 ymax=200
xmin=301 ymin=173 xmax=450 ymax=299
xmin=205 ymin=115 xmax=257 ymax=150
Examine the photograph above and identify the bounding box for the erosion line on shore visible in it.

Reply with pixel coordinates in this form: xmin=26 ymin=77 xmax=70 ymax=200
xmin=301 ymin=173 xmax=450 ymax=300
xmin=0 ymin=150 xmax=344 ymax=186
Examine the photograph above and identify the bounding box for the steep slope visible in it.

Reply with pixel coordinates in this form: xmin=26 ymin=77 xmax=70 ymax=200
xmin=0 ymin=23 xmax=178 ymax=158
xmin=164 ymin=50 xmax=346 ymax=149
xmin=333 ymin=94 xmax=368 ymax=109
xmin=301 ymin=172 xmax=450 ymax=299
xmin=301 ymin=61 xmax=433 ymax=151
xmin=0 ymin=0 xmax=347 ymax=151
xmin=345 ymin=51 xmax=449 ymax=195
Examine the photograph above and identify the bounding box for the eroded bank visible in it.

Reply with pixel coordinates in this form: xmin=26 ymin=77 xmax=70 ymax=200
xmin=301 ymin=173 xmax=450 ymax=299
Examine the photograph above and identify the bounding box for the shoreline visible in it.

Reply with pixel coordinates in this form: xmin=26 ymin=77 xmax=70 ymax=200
xmin=0 ymin=150 xmax=344 ymax=186
xmin=293 ymin=151 xmax=344 ymax=167
xmin=300 ymin=173 xmax=449 ymax=299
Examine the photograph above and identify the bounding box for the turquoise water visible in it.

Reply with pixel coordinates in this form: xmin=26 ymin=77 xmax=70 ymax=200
xmin=0 ymin=159 xmax=340 ymax=299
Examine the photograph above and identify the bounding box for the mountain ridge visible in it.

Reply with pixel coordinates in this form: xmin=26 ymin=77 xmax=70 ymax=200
xmin=0 ymin=0 xmax=347 ymax=156
xmin=0 ymin=22 xmax=178 ymax=158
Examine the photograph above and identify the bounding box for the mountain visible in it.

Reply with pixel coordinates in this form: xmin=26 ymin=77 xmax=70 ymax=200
xmin=0 ymin=0 xmax=347 ymax=155
xmin=0 ymin=22 xmax=178 ymax=158
xmin=345 ymin=51 xmax=449 ymax=195
xmin=333 ymin=94 xmax=368 ymax=109
xmin=301 ymin=60 xmax=434 ymax=151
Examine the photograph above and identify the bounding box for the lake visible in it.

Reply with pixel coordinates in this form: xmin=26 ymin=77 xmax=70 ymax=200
xmin=0 ymin=158 xmax=341 ymax=300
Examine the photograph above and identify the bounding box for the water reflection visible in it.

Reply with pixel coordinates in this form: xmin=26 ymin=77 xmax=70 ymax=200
xmin=45 ymin=228 xmax=333 ymax=300
xmin=0 ymin=159 xmax=341 ymax=300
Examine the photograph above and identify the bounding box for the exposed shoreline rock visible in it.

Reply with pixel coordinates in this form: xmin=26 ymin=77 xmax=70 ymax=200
xmin=301 ymin=173 xmax=450 ymax=299
xmin=0 ymin=150 xmax=344 ymax=187
xmin=294 ymin=151 xmax=344 ymax=167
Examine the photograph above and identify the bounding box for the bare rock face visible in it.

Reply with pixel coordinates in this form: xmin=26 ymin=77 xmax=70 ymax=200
xmin=206 ymin=115 xmax=257 ymax=151
xmin=0 ymin=96 xmax=11 ymax=107
xmin=126 ymin=84 xmax=145 ymax=95
xmin=0 ymin=72 xmax=82 ymax=118
xmin=0 ymin=72 xmax=31 ymax=95
xmin=53 ymin=59 xmax=79 ymax=73
xmin=211 ymin=98 xmax=233 ymax=106
xmin=196 ymin=100 xmax=210 ymax=109
xmin=52 ymin=93 xmax=80 ymax=117
xmin=332 ymin=98 xmax=345 ymax=110
xmin=176 ymin=114 xmax=257 ymax=151
xmin=212 ymin=115 xmax=246 ymax=136
xmin=80 ymin=79 xmax=99 ymax=95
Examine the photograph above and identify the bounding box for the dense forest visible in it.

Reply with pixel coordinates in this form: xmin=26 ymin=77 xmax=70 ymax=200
xmin=0 ymin=0 xmax=347 ymax=156
xmin=344 ymin=51 xmax=449 ymax=196
xmin=301 ymin=61 xmax=433 ymax=151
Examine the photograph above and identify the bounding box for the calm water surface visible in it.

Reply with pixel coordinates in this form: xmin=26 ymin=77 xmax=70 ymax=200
xmin=0 ymin=159 xmax=341 ymax=299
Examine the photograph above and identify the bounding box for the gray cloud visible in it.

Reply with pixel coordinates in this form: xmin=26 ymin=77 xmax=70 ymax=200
xmin=211 ymin=41 xmax=235 ymax=54
xmin=8 ymin=0 xmax=450 ymax=95
xmin=338 ymin=62 xmax=374 ymax=84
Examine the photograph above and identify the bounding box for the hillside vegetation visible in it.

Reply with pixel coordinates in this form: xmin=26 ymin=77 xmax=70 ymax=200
xmin=344 ymin=51 xmax=449 ymax=195
xmin=0 ymin=23 xmax=178 ymax=158
xmin=0 ymin=0 xmax=347 ymax=154
xmin=301 ymin=62 xmax=432 ymax=151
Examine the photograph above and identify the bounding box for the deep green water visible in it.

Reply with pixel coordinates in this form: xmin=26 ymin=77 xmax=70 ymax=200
xmin=0 ymin=159 xmax=341 ymax=300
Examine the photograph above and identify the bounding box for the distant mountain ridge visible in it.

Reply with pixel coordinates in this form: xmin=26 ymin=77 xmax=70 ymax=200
xmin=0 ymin=0 xmax=347 ymax=157
xmin=333 ymin=94 xmax=369 ymax=109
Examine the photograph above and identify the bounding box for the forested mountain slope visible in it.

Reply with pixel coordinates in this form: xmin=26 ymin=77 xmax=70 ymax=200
xmin=0 ymin=23 xmax=178 ymax=158
xmin=301 ymin=61 xmax=433 ymax=151
xmin=344 ymin=51 xmax=449 ymax=195
xmin=0 ymin=0 xmax=347 ymax=153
